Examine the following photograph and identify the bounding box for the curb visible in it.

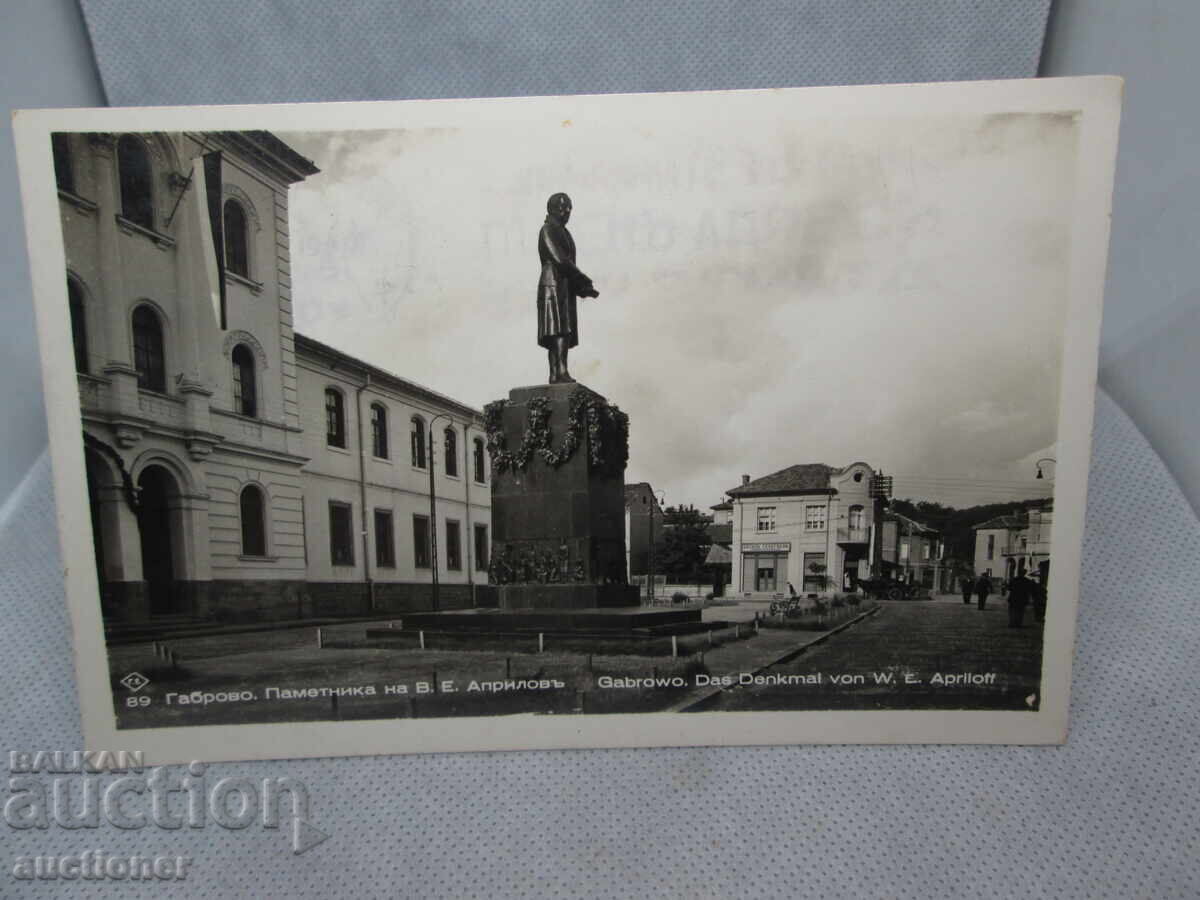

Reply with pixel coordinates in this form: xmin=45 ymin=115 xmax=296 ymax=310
xmin=666 ymin=605 xmax=883 ymax=713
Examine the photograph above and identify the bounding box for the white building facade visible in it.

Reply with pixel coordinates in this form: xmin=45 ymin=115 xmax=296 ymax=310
xmin=728 ymin=463 xmax=876 ymax=597
xmin=973 ymin=503 xmax=1052 ymax=584
xmin=57 ymin=129 xmax=489 ymax=625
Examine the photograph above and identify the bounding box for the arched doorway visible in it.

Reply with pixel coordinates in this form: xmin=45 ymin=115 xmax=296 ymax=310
xmin=84 ymin=449 xmax=112 ymax=614
xmin=137 ymin=464 xmax=180 ymax=615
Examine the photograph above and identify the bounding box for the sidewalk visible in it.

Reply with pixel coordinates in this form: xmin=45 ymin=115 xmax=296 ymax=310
xmin=665 ymin=606 xmax=881 ymax=711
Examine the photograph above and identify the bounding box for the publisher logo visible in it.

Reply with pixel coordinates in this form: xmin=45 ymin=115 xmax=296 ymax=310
xmin=119 ymin=673 xmax=150 ymax=693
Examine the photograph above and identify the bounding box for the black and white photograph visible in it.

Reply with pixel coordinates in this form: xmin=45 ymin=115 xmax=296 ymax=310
xmin=14 ymin=78 xmax=1119 ymax=761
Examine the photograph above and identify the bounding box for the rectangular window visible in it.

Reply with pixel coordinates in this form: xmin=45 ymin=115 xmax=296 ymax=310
xmin=987 ymin=534 xmax=995 ymax=560
xmin=803 ymin=551 xmax=827 ymax=592
xmin=922 ymin=542 xmax=931 ymax=560
xmin=805 ymin=505 xmax=826 ymax=531
xmin=329 ymin=501 xmax=354 ymax=567
xmin=412 ymin=514 xmax=430 ymax=569
xmin=445 ymin=520 xmax=462 ymax=571
xmin=474 ymin=524 xmax=489 ymax=571
xmin=900 ymin=541 xmax=909 ymax=561
xmin=756 ymin=507 xmax=776 ymax=532
xmin=374 ymin=509 xmax=395 ymax=568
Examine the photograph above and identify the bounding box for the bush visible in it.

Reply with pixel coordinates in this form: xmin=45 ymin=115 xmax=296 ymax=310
xmin=671 ymin=592 xmax=690 ymax=605
xmin=830 ymin=595 xmax=846 ymax=609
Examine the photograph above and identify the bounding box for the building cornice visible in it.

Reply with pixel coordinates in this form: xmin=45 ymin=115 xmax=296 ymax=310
xmin=295 ymin=332 xmax=484 ymax=424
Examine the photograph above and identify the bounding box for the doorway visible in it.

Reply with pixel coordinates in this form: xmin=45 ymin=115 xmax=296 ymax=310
xmin=137 ymin=465 xmax=179 ymax=616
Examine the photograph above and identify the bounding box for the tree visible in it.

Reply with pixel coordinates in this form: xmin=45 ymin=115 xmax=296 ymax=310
xmin=653 ymin=505 xmax=713 ymax=581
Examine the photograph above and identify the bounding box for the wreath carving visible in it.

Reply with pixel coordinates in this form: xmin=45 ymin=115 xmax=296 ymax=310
xmin=484 ymin=388 xmax=629 ymax=477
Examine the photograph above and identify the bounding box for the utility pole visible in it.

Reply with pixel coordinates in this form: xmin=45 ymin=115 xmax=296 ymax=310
xmin=869 ymin=471 xmax=892 ymax=578
xmin=428 ymin=413 xmax=453 ymax=611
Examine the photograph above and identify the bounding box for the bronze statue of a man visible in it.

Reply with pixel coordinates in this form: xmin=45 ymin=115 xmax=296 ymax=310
xmin=538 ymin=192 xmax=599 ymax=383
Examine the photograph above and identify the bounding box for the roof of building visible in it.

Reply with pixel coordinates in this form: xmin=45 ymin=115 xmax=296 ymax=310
xmin=216 ymin=130 xmax=320 ymax=183
xmin=710 ymin=501 xmax=732 ymax=511
xmin=294 ymin=332 xmax=483 ymax=421
xmin=704 ymin=543 xmax=733 ymax=566
xmin=973 ymin=512 xmax=1029 ymax=531
xmin=624 ymin=483 xmax=662 ymax=511
xmin=727 ymin=464 xmax=835 ymax=498
xmin=707 ymin=523 xmax=732 ymax=544
xmin=888 ymin=511 xmax=939 ymax=535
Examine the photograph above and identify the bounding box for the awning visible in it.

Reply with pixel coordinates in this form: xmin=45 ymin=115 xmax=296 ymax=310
xmin=704 ymin=544 xmax=732 ymax=566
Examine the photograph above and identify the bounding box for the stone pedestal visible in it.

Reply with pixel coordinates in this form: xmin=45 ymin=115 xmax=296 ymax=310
xmin=487 ymin=382 xmax=638 ymax=609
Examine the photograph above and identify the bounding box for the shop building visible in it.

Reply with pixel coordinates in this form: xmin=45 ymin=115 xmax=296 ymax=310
xmin=728 ymin=462 xmax=876 ymax=597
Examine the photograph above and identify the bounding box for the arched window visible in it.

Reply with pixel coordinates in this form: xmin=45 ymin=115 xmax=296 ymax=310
xmin=325 ymin=388 xmax=346 ymax=448
xmin=52 ymin=133 xmax=74 ymax=193
xmin=223 ymin=198 xmax=249 ymax=278
xmin=240 ymin=485 xmax=267 ymax=556
xmin=131 ymin=305 xmax=165 ymax=392
xmin=116 ymin=135 xmax=154 ymax=229
xmin=444 ymin=426 xmax=458 ymax=477
xmin=67 ymin=278 xmax=87 ymax=373
xmin=473 ymin=437 xmax=486 ymax=484
xmin=410 ymin=416 xmax=426 ymax=469
xmin=848 ymin=505 xmax=864 ymax=530
xmin=370 ymin=403 xmax=389 ymax=459
xmin=231 ymin=344 xmax=256 ymax=417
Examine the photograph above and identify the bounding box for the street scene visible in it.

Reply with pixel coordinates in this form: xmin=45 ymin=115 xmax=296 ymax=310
xmin=109 ymin=588 xmax=1042 ymax=727
xmin=49 ymin=105 xmax=1069 ymax=734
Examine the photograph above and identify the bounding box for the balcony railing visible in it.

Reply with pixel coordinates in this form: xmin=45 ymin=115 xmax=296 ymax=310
xmin=837 ymin=526 xmax=870 ymax=544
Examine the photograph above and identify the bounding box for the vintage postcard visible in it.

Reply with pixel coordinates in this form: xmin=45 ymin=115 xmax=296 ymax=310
xmin=14 ymin=77 xmax=1120 ymax=763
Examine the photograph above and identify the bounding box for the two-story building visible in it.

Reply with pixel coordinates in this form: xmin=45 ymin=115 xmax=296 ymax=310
xmin=728 ymin=462 xmax=876 ymax=597
xmin=880 ymin=512 xmax=944 ymax=589
xmin=56 ymin=129 xmax=489 ymax=626
xmin=973 ymin=501 xmax=1052 ymax=585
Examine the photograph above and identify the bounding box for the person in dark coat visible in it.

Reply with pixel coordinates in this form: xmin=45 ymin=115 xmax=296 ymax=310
xmin=1031 ymin=575 xmax=1047 ymax=623
xmin=961 ymin=576 xmax=974 ymax=605
xmin=975 ymin=573 xmax=992 ymax=610
xmin=537 ymin=192 xmax=599 ymax=384
xmin=1006 ymin=572 xmax=1032 ymax=627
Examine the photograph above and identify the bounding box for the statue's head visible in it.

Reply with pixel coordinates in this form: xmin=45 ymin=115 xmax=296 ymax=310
xmin=547 ymin=192 xmax=572 ymax=223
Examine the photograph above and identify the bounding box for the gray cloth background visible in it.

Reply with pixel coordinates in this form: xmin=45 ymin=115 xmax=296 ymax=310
xmin=79 ymin=0 xmax=1051 ymax=105
xmin=7 ymin=2 xmax=1196 ymax=896
xmin=3 ymin=391 xmax=1197 ymax=898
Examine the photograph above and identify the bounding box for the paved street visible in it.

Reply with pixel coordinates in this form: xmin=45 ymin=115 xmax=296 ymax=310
xmin=704 ymin=593 xmax=1045 ymax=711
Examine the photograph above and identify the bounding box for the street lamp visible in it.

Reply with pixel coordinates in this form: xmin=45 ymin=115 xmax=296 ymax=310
xmin=427 ymin=412 xmax=454 ymax=611
xmin=1035 ymin=458 xmax=1057 ymax=480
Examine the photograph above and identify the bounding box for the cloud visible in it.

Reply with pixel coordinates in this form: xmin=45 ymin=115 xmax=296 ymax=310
xmin=279 ymin=107 xmax=1078 ymax=509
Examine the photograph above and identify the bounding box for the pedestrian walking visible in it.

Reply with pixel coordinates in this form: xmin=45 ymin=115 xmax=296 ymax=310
xmin=1007 ymin=572 xmax=1032 ymax=627
xmin=975 ymin=573 xmax=992 ymax=610
xmin=1031 ymin=575 xmax=1047 ymax=623
xmin=960 ymin=576 xmax=974 ymax=605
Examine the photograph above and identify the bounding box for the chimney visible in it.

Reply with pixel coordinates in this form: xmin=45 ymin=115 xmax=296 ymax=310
xmin=741 ymin=474 xmax=750 ymax=486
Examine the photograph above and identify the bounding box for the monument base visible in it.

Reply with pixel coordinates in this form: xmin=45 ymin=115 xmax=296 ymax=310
xmin=394 ymin=606 xmax=701 ymax=634
xmin=364 ymin=603 xmax=716 ymax=655
xmin=494 ymin=583 xmax=639 ymax=610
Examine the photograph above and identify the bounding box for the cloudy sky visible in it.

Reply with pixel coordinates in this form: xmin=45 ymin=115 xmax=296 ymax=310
xmin=278 ymin=105 xmax=1073 ymax=509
